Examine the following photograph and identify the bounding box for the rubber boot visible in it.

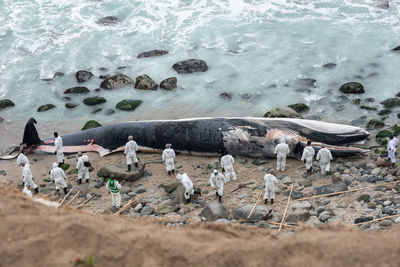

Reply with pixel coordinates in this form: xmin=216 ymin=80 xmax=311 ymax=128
xmin=34 ymin=187 xmax=39 ymax=194
xmin=134 ymin=162 xmax=138 ymax=168
xmin=172 ymin=169 xmax=175 ymax=174
xmin=78 ymin=179 xmax=82 ymax=184
xmin=264 ymin=199 xmax=268 ymax=205
xmin=271 ymin=199 xmax=274 ymax=205
xmin=185 ymin=198 xmax=191 ymax=204
xmin=86 ymin=179 xmax=89 ymax=183
xmin=218 ymin=195 xmax=222 ymax=203
xmin=63 ymin=187 xmax=68 ymax=194
xmin=216 ymin=192 xmax=219 ymax=199
xmin=127 ymin=164 xmax=131 ymax=172
xmin=55 ymin=189 xmax=59 ymax=195
xmin=168 ymin=170 xmax=172 ymax=176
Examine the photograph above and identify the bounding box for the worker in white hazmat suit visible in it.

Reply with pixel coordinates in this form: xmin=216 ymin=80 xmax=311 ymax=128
xmin=76 ymin=152 xmax=90 ymax=184
xmin=387 ymin=135 xmax=398 ymax=167
xmin=21 ymin=162 xmax=39 ymax=194
xmin=264 ymin=169 xmax=278 ymax=205
xmin=210 ymin=169 xmax=226 ymax=203
xmin=50 ymin=162 xmax=69 ymax=195
xmin=274 ymin=138 xmax=289 ymax=172
xmin=316 ymin=145 xmax=333 ymax=175
xmin=106 ymin=174 xmax=121 ymax=208
xmin=220 ymin=153 xmax=236 ymax=182
xmin=301 ymin=140 xmax=315 ymax=173
xmin=124 ymin=135 xmax=138 ymax=172
xmin=162 ymin=144 xmax=176 ymax=175
xmin=176 ymin=173 xmax=195 ymax=203
xmin=17 ymin=149 xmax=29 ymax=167
xmin=54 ymin=132 xmax=64 ymax=167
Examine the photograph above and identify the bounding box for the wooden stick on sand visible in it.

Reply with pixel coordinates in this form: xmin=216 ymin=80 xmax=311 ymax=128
xmin=294 ymin=181 xmax=399 ymax=202
xmin=352 ymin=214 xmax=400 ymax=226
xmin=59 ymin=189 xmax=72 ymax=205
xmin=64 ymin=190 xmax=80 ymax=206
xmin=247 ymin=191 xmax=263 ymax=219
xmin=113 ymin=193 xmax=145 ymax=216
xmin=279 ymin=184 xmax=294 ymax=233
xmin=76 ymin=195 xmax=95 ymax=209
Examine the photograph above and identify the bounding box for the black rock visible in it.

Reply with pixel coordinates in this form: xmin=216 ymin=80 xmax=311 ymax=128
xmin=75 ymin=70 xmax=94 ymax=83
xmin=220 ymin=92 xmax=233 ymax=100
xmin=100 ymin=74 xmax=134 ymax=90
xmin=291 ymin=190 xmax=304 ymax=200
xmin=96 ymin=16 xmax=121 ymax=25
xmin=316 ymin=181 xmax=348 ymax=195
xmin=172 ymin=59 xmax=208 ymax=74
xmin=137 ymin=50 xmax=169 ymax=58
xmin=65 ymin=103 xmax=79 ymax=109
xmin=160 ymin=77 xmax=177 ymax=90
xmin=381 ymin=98 xmax=400 ymax=108
xmin=95 ymin=181 xmax=104 ymax=188
xmin=135 ymin=75 xmax=158 ymax=90
xmin=392 ymin=46 xmax=400 ymax=52
xmin=382 ymin=207 xmax=395 ymax=215
xmin=297 ymin=78 xmax=316 ymax=88
xmin=354 ymin=216 xmax=373 ymax=224
xmin=37 ymin=104 xmax=56 ymax=112
xmin=99 ymin=75 xmax=110 ymax=80
xmin=339 ymin=82 xmax=365 ymax=94
xmin=0 ymin=99 xmax=15 ymax=110
xmin=323 ymin=63 xmax=336 ymax=69
xmin=64 ymin=86 xmax=89 ymax=94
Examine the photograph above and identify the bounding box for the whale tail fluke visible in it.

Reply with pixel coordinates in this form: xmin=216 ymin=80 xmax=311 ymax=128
xmin=23 ymin=118 xmax=42 ymax=147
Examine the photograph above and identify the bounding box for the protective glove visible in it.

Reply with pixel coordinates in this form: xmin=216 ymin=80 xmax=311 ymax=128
xmin=52 ymin=180 xmax=55 ymax=183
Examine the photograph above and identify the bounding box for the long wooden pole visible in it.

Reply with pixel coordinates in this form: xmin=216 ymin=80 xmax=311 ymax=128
xmin=247 ymin=191 xmax=263 ymax=219
xmin=76 ymin=195 xmax=95 ymax=209
xmin=294 ymin=181 xmax=399 ymax=202
xmin=113 ymin=193 xmax=145 ymax=216
xmin=279 ymin=184 xmax=294 ymax=233
xmin=65 ymin=190 xmax=80 ymax=206
xmin=269 ymin=221 xmax=297 ymax=229
xmin=352 ymin=214 xmax=400 ymax=226
xmin=59 ymin=189 xmax=72 ymax=205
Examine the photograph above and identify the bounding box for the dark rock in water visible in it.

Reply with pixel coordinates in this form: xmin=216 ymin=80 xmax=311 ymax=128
xmin=97 ymin=162 xmax=145 ymax=181
xmin=116 ymin=99 xmax=142 ymax=111
xmin=220 ymin=92 xmax=232 ymax=100
xmin=96 ymin=16 xmax=121 ymax=25
xmin=98 ymin=67 xmax=108 ymax=72
xmin=91 ymin=108 xmax=102 ymax=114
xmin=0 ymin=99 xmax=15 ymax=109
xmin=172 ymin=59 xmax=208 ymax=74
xmin=392 ymin=46 xmax=400 ymax=52
xmin=350 ymin=118 xmax=366 ymax=126
xmin=252 ymin=158 xmax=268 ymax=166
xmin=135 ymin=75 xmax=158 ymax=90
xmin=75 ymin=70 xmax=93 ymax=83
xmin=241 ymin=94 xmax=251 ymax=99
xmin=99 ymin=75 xmax=110 ymax=80
xmin=232 ymin=205 xmax=272 ymax=222
xmin=83 ymin=96 xmax=106 ymax=106
xmin=105 ymin=109 xmax=115 ymax=115
xmin=323 ymin=63 xmax=336 ymax=69
xmin=82 ymin=120 xmax=102 ymax=130
xmin=264 ymin=106 xmax=302 ymax=119
xmin=297 ymin=78 xmax=316 ymax=88
xmin=381 ymin=98 xmax=400 ymax=108
xmin=366 ymin=119 xmax=384 ymax=129
xmin=117 ymin=66 xmax=127 ymax=70
xmin=288 ymin=103 xmax=309 ymax=113
xmin=378 ymin=109 xmax=391 ymax=116
xmin=94 ymin=88 xmax=101 ymax=92
xmin=366 ymin=97 xmax=375 ymax=102
xmin=199 ymin=202 xmax=230 ymax=221
xmin=137 ymin=50 xmax=169 ymax=58
xmin=37 ymin=104 xmax=55 ymax=112
xmin=63 ymin=97 xmax=72 ymax=101
xmin=316 ymin=181 xmax=347 ymax=195
xmin=64 ymin=86 xmax=89 ymax=94
xmin=65 ymin=103 xmax=79 ymax=109
xmin=160 ymin=77 xmax=177 ymax=90
xmin=291 ymin=190 xmax=304 ymax=200
xmin=100 ymin=74 xmax=134 ymax=90
xmin=354 ymin=216 xmax=373 ymax=224
xmin=360 ymin=105 xmax=377 ymax=111
xmin=352 ymin=99 xmax=361 ymax=105
xmin=339 ymin=82 xmax=365 ymax=94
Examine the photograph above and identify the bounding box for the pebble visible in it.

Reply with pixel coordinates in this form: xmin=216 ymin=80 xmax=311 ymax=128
xmin=322 ymin=200 xmax=331 ymax=205
xmin=134 ymin=203 xmax=143 ymax=213
xmin=379 ymin=219 xmax=393 ymax=227
xmin=318 ymin=211 xmax=331 ymax=222
xmin=383 ymin=200 xmax=391 ymax=206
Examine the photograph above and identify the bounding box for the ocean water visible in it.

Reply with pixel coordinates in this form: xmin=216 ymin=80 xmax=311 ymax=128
xmin=1 ymin=0 xmax=400 ymax=130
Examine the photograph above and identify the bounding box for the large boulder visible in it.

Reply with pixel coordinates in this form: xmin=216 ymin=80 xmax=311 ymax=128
xmin=286 ymin=208 xmax=311 ymax=222
xmin=381 ymin=98 xmax=400 ymax=108
xmin=172 ymin=59 xmax=208 ymax=74
xmin=96 ymin=16 xmax=121 ymax=25
xmin=100 ymin=74 xmax=134 ymax=90
xmin=316 ymin=181 xmax=348 ymax=195
xmin=263 ymin=106 xmax=302 ymax=119
xmin=97 ymin=162 xmax=145 ymax=181
xmin=116 ymin=99 xmax=142 ymax=111
xmin=199 ymin=202 xmax=230 ymax=221
xmin=339 ymin=82 xmax=365 ymax=94
xmin=37 ymin=104 xmax=55 ymax=112
xmin=366 ymin=119 xmax=384 ymax=129
xmin=82 ymin=120 xmax=102 ymax=131
xmin=232 ymin=205 xmax=272 ymax=222
xmin=134 ymin=75 xmax=158 ymax=90
xmin=64 ymin=86 xmax=89 ymax=94
xmin=83 ymin=96 xmax=106 ymax=106
xmin=75 ymin=70 xmax=93 ymax=83
xmin=170 ymin=185 xmax=200 ymax=204
xmin=161 ymin=182 xmax=181 ymax=194
xmin=160 ymin=77 xmax=177 ymax=90
xmin=0 ymin=99 xmax=15 ymax=109
xmin=137 ymin=50 xmax=168 ymax=58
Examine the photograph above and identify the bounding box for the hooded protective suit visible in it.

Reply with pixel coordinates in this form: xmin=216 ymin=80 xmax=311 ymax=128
xmin=124 ymin=140 xmax=138 ymax=165
xmin=22 ymin=164 xmax=38 ymax=190
xmin=220 ymin=154 xmax=236 ymax=181
xmin=301 ymin=146 xmax=315 ymax=170
xmin=316 ymin=148 xmax=333 ymax=174
xmin=17 ymin=153 xmax=29 ymax=167
xmin=264 ymin=173 xmax=278 ymax=200
xmin=76 ymin=155 xmax=90 ymax=180
xmin=55 ymin=136 xmax=64 ymax=163
xmin=387 ymin=138 xmax=398 ymax=164
xmin=162 ymin=148 xmax=176 ymax=171
xmin=274 ymin=138 xmax=289 ymax=171
xmin=176 ymin=173 xmax=194 ymax=200
xmin=210 ymin=170 xmax=226 ymax=197
xmin=50 ymin=162 xmax=68 ymax=190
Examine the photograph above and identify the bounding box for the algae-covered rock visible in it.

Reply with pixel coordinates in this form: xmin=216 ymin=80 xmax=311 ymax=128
xmin=96 ymin=16 xmax=121 ymax=25
xmin=381 ymin=98 xmax=400 ymax=108
xmin=82 ymin=120 xmax=102 ymax=131
xmin=83 ymin=96 xmax=106 ymax=106
xmin=116 ymin=99 xmax=142 ymax=111
xmin=360 ymin=105 xmax=377 ymax=111
xmin=64 ymin=86 xmax=90 ymax=94
xmin=376 ymin=130 xmax=393 ymax=139
xmin=137 ymin=50 xmax=168 ymax=58
xmin=366 ymin=119 xmax=384 ymax=130
xmin=0 ymin=99 xmax=15 ymax=109
xmin=134 ymin=75 xmax=158 ymax=90
xmin=61 ymin=163 xmax=70 ymax=171
xmin=378 ymin=109 xmax=392 ymax=116
xmin=352 ymin=99 xmax=361 ymax=105
xmin=339 ymin=82 xmax=365 ymax=94
xmin=37 ymin=104 xmax=56 ymax=112
xmin=288 ymin=103 xmax=309 ymax=113
xmin=264 ymin=106 xmax=302 ymax=119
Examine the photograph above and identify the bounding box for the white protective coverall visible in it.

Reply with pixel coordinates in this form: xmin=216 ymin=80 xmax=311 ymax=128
xmin=301 ymin=146 xmax=315 ymax=170
xmin=264 ymin=174 xmax=278 ymax=200
xmin=388 ymin=138 xmax=398 ymax=163
xmin=177 ymin=173 xmax=194 ymax=200
xmin=17 ymin=153 xmax=29 ymax=167
xmin=106 ymin=179 xmax=121 ymax=208
xmin=316 ymin=148 xmax=333 ymax=174
xmin=22 ymin=164 xmax=38 ymax=190
xmin=220 ymin=154 xmax=236 ymax=181
xmin=55 ymin=136 xmax=64 ymax=163
xmin=274 ymin=138 xmax=290 ymax=171
xmin=124 ymin=140 xmax=138 ymax=165
xmin=76 ymin=155 xmax=90 ymax=180
xmin=210 ymin=171 xmax=226 ymax=197
xmin=162 ymin=148 xmax=176 ymax=171
xmin=50 ymin=163 xmax=68 ymax=190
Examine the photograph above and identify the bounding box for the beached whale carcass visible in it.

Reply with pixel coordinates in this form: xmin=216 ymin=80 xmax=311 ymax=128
xmin=13 ymin=117 xmax=369 ymax=159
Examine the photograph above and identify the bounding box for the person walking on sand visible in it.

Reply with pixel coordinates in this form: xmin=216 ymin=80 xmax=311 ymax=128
xmin=162 ymin=144 xmax=176 ymax=176
xmin=76 ymin=152 xmax=90 ymax=184
xmin=316 ymin=145 xmax=333 ymax=175
xmin=210 ymin=169 xmax=226 ymax=203
xmin=301 ymin=140 xmax=315 ymax=173
xmin=387 ymin=135 xmax=398 ymax=167
xmin=264 ymin=169 xmax=278 ymax=205
xmin=21 ymin=162 xmax=39 ymax=194
xmin=124 ymin=135 xmax=138 ymax=172
xmin=50 ymin=162 xmax=69 ymax=195
xmin=274 ymin=138 xmax=289 ymax=172
xmin=221 ymin=152 xmax=236 ymax=182
xmin=106 ymin=174 xmax=121 ymax=208
xmin=54 ymin=132 xmax=64 ymax=167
